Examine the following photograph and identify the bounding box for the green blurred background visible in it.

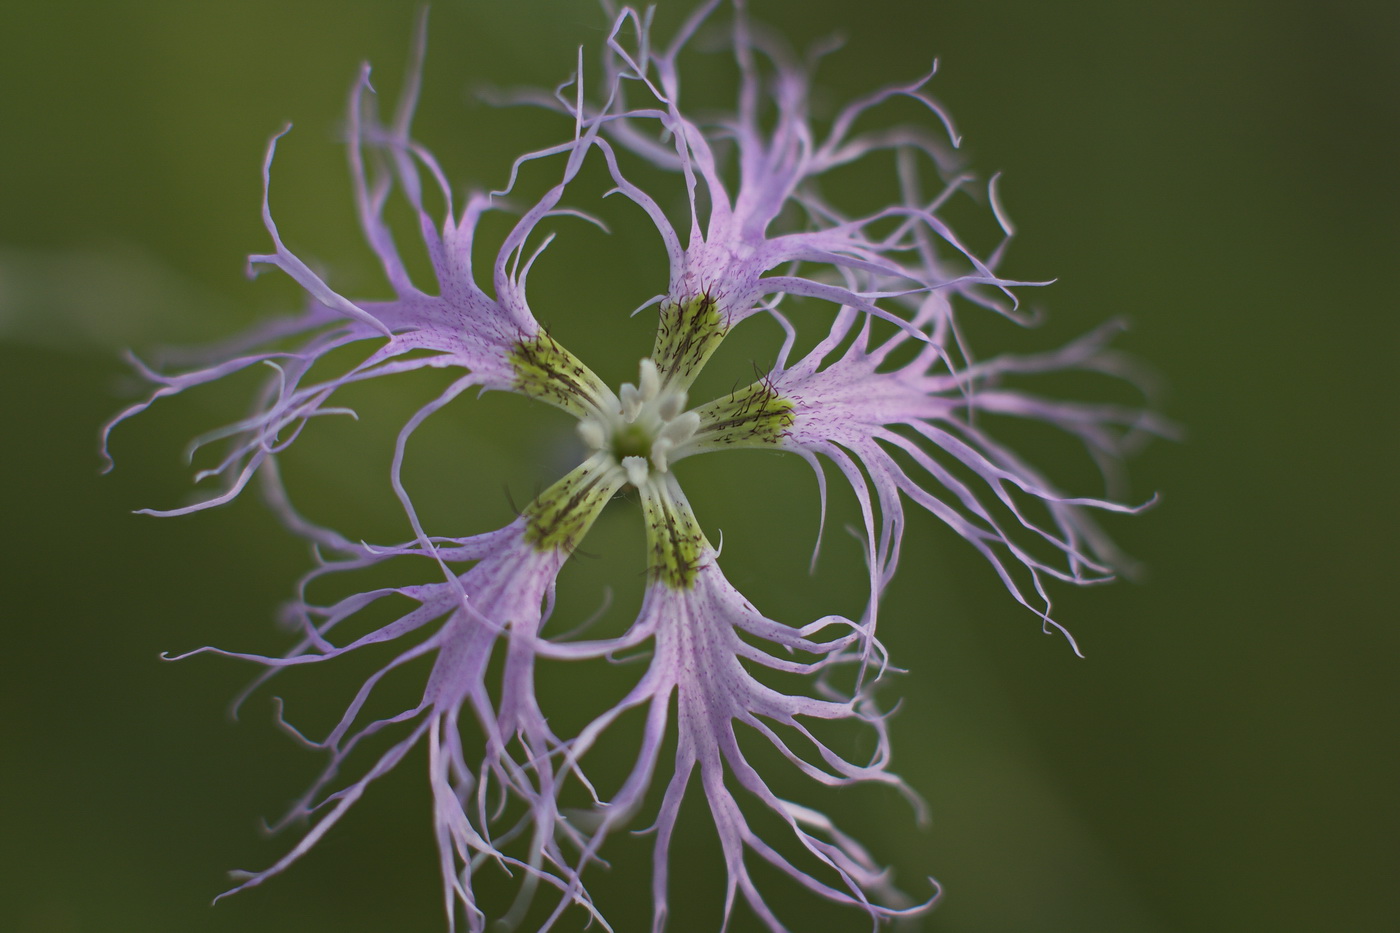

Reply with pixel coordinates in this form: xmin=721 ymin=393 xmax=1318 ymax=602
xmin=2 ymin=1 xmax=1394 ymax=931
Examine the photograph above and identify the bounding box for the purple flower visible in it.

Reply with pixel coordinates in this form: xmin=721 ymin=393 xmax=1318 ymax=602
xmin=105 ymin=3 xmax=1164 ymax=931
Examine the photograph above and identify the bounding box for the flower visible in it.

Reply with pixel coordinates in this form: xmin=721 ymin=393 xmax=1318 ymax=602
xmin=104 ymin=3 xmax=1164 ymax=931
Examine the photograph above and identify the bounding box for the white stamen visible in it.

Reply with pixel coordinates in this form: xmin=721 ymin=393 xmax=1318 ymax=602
xmin=577 ymin=418 xmax=606 ymax=451
xmin=660 ymin=410 xmax=701 ymax=446
xmin=619 ymin=383 xmax=643 ymax=422
xmin=621 ymin=455 xmax=650 ymax=488
xmin=637 ymin=358 xmax=660 ymax=400
xmin=657 ymin=389 xmax=688 ymax=422
xmin=651 ymin=437 xmax=673 ymax=473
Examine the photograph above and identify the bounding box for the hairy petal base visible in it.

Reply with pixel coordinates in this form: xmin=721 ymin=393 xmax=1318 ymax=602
xmin=545 ymin=477 xmax=927 ymax=931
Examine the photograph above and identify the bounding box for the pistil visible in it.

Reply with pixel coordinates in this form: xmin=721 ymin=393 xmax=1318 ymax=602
xmin=576 ymin=358 xmax=702 ymax=487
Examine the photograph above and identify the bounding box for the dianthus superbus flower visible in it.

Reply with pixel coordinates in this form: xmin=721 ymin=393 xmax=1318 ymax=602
xmin=104 ymin=3 xmax=1163 ymax=931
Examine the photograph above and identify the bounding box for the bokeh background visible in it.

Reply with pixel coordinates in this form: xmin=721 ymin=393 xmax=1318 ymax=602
xmin=2 ymin=2 xmax=1394 ymax=931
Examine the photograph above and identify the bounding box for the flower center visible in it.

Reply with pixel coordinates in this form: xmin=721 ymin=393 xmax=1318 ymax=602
xmin=577 ymin=358 xmax=701 ymax=488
